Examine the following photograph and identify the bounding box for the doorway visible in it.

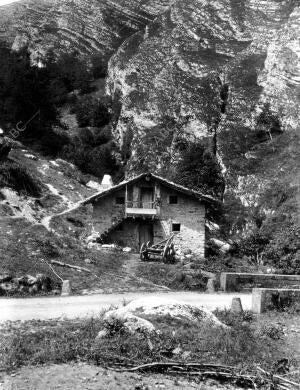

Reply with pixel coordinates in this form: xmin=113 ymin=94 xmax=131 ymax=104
xmin=139 ymin=222 xmax=154 ymax=248
xmin=140 ymin=187 xmax=154 ymax=208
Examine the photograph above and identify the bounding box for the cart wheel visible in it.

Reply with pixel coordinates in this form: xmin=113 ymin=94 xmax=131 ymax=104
xmin=163 ymin=246 xmax=171 ymax=263
xmin=169 ymin=244 xmax=176 ymax=263
xmin=140 ymin=243 xmax=148 ymax=262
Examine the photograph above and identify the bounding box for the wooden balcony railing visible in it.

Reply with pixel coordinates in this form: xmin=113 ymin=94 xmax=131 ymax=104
xmin=126 ymin=201 xmax=156 ymax=209
xmin=125 ymin=200 xmax=159 ymax=217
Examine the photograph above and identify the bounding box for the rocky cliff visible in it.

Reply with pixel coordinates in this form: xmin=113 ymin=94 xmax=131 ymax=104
xmin=0 ymin=0 xmax=171 ymax=61
xmin=106 ymin=0 xmax=299 ymax=138
xmin=105 ymin=0 xmax=300 ymax=243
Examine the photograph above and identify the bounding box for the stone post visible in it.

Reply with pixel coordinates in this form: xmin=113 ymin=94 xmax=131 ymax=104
xmin=61 ymin=280 xmax=72 ymax=296
xmin=252 ymin=288 xmax=265 ymax=314
xmin=206 ymin=278 xmax=216 ymax=293
xmin=231 ymin=297 xmax=243 ymax=314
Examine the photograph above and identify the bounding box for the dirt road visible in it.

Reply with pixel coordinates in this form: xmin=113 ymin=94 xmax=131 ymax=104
xmin=0 ymin=292 xmax=252 ymax=322
xmin=0 ymin=363 xmax=239 ymax=390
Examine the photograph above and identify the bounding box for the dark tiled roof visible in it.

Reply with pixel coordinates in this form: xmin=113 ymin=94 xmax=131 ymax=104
xmin=82 ymin=173 xmax=219 ymax=205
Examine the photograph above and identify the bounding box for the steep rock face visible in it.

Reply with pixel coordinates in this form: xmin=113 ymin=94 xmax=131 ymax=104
xmin=0 ymin=0 xmax=171 ymax=59
xmin=106 ymin=0 xmax=300 ymax=240
xmin=107 ymin=0 xmax=299 ymax=140
xmin=258 ymin=6 xmax=300 ymax=130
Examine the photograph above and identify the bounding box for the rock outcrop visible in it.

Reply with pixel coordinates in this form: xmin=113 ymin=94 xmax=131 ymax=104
xmin=96 ymin=298 xmax=226 ymax=339
xmin=106 ymin=0 xmax=299 ymax=142
xmin=258 ymin=6 xmax=300 ymax=130
xmin=0 ymin=0 xmax=171 ymax=60
xmin=104 ymin=0 xmax=300 ymax=243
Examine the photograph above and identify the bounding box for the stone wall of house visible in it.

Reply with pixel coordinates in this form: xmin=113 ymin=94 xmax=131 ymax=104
xmin=92 ymin=188 xmax=126 ymax=234
xmin=159 ymin=184 xmax=206 ymax=257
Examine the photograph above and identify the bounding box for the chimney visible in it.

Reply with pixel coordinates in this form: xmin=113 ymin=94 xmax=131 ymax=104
xmin=101 ymin=174 xmax=113 ymax=189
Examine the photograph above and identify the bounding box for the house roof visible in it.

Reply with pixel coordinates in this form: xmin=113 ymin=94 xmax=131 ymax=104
xmin=82 ymin=173 xmax=219 ymax=205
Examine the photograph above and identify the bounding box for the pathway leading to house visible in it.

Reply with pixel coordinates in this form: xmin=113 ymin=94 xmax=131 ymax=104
xmin=0 ymin=292 xmax=252 ymax=322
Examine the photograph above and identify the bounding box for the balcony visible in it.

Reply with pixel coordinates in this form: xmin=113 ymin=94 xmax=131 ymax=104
xmin=125 ymin=201 xmax=159 ymax=218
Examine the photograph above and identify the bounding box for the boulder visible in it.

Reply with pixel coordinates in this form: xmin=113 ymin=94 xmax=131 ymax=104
xmin=96 ymin=299 xmax=226 ymax=341
xmin=104 ymin=297 xmax=226 ymax=328
xmin=98 ymin=311 xmax=157 ymax=338
xmin=86 ymin=180 xmax=102 ymax=191
xmin=210 ymin=238 xmax=231 ymax=253
xmin=26 ymin=275 xmax=38 ymax=286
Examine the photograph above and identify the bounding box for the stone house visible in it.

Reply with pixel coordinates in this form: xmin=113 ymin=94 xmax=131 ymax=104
xmin=83 ymin=173 xmax=217 ymax=257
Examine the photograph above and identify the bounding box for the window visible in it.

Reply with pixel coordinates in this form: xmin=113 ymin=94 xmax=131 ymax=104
xmin=172 ymin=223 xmax=181 ymax=232
xmin=116 ymin=196 xmax=125 ymax=205
xmin=169 ymin=195 xmax=178 ymax=204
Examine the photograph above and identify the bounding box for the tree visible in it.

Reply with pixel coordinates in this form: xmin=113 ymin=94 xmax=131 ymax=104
xmin=172 ymin=140 xmax=225 ymax=198
xmin=74 ymin=96 xmax=111 ymax=128
xmin=0 ymin=46 xmax=58 ymax=132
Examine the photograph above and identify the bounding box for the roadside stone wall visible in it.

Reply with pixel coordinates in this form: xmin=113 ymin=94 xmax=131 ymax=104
xmin=252 ymin=288 xmax=300 ymax=313
xmin=221 ymin=272 xmax=300 ymax=292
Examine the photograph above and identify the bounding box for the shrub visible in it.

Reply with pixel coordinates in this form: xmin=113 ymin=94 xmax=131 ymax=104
xmin=74 ymin=96 xmax=111 ymax=128
xmin=172 ymin=140 xmax=225 ymax=198
xmin=235 ymin=231 xmax=271 ymax=265
xmin=214 ymin=308 xmax=254 ymax=327
xmin=256 ymin=103 xmax=282 ymax=140
xmin=258 ymin=323 xmax=284 ymax=340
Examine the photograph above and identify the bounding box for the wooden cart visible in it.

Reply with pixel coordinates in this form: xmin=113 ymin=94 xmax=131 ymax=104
xmin=140 ymin=235 xmax=176 ymax=263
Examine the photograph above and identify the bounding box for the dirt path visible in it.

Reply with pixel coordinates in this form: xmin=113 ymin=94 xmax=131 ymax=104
xmin=0 ymin=292 xmax=252 ymax=322
xmin=0 ymin=363 xmax=237 ymax=390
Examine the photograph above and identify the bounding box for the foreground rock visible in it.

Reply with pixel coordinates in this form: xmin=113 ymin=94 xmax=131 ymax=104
xmin=97 ymin=311 xmax=156 ymax=339
xmin=97 ymin=297 xmax=226 ymax=339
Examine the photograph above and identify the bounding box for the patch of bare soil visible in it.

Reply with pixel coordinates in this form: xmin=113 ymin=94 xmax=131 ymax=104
xmin=0 ymin=363 xmax=239 ymax=390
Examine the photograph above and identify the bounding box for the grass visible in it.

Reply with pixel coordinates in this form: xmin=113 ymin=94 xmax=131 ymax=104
xmin=136 ymin=262 xmax=208 ymax=291
xmin=1 ymin=310 xmax=297 ymax=375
